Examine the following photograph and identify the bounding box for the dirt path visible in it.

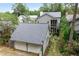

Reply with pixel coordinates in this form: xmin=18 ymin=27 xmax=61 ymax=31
xmin=0 ymin=46 xmax=37 ymax=56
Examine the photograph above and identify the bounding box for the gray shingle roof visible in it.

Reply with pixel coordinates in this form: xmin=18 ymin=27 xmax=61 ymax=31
xmin=66 ymin=14 xmax=79 ymax=22
xmin=37 ymin=12 xmax=61 ymax=20
xmin=41 ymin=12 xmax=61 ymax=17
xmin=37 ymin=14 xmax=55 ymax=20
xmin=10 ymin=23 xmax=48 ymax=45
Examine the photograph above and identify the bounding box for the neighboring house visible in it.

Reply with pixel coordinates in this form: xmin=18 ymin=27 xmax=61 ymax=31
xmin=18 ymin=15 xmax=37 ymax=24
xmin=28 ymin=15 xmax=38 ymax=24
xmin=36 ymin=12 xmax=61 ymax=34
xmin=66 ymin=14 xmax=79 ymax=33
xmin=18 ymin=15 xmax=27 ymax=23
xmin=0 ymin=20 xmax=12 ymax=26
xmin=29 ymin=15 xmax=37 ymax=22
xmin=10 ymin=23 xmax=49 ymax=55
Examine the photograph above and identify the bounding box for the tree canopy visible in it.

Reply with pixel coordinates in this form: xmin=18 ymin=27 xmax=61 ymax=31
xmin=0 ymin=12 xmax=18 ymax=25
xmin=12 ymin=3 xmax=29 ymax=16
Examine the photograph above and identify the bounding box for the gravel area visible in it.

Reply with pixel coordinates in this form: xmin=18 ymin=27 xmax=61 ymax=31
xmin=0 ymin=46 xmax=37 ymax=56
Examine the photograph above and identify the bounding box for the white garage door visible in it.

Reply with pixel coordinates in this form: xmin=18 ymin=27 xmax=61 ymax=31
xmin=14 ymin=41 xmax=28 ymax=51
xmin=28 ymin=44 xmax=41 ymax=54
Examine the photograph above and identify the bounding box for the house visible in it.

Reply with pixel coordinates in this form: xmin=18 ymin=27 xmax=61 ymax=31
xmin=66 ymin=14 xmax=79 ymax=32
xmin=66 ymin=14 xmax=79 ymax=38
xmin=18 ymin=15 xmax=38 ymax=24
xmin=18 ymin=15 xmax=27 ymax=23
xmin=29 ymin=15 xmax=37 ymax=21
xmin=29 ymin=15 xmax=38 ymax=23
xmin=36 ymin=12 xmax=61 ymax=35
xmin=9 ymin=23 xmax=49 ymax=56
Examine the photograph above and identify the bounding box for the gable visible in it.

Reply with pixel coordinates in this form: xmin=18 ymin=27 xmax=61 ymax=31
xmin=40 ymin=12 xmax=61 ymax=17
xmin=37 ymin=14 xmax=57 ymax=24
xmin=37 ymin=14 xmax=54 ymax=20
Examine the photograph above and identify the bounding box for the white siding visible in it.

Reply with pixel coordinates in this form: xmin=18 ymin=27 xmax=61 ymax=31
xmin=75 ymin=21 xmax=79 ymax=31
xmin=14 ymin=41 xmax=27 ymax=51
xmin=37 ymin=15 xmax=52 ymax=24
xmin=56 ymin=17 xmax=60 ymax=29
xmin=75 ymin=21 xmax=79 ymax=26
xmin=28 ymin=44 xmax=42 ymax=54
xmin=37 ymin=15 xmax=60 ymax=29
xmin=43 ymin=31 xmax=49 ymax=53
xmin=14 ymin=41 xmax=42 ymax=55
xmin=75 ymin=25 xmax=79 ymax=31
xmin=14 ymin=41 xmax=49 ymax=55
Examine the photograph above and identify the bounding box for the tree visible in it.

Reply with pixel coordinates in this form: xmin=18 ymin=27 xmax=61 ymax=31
xmin=63 ymin=3 xmax=75 ymax=15
xmin=12 ymin=3 xmax=29 ymax=16
xmin=39 ymin=3 xmax=50 ymax=12
xmin=39 ymin=3 xmax=64 ymax=12
xmin=60 ymin=16 xmax=70 ymax=42
xmin=29 ymin=10 xmax=40 ymax=16
xmin=0 ymin=12 xmax=17 ymax=45
xmin=0 ymin=12 xmax=18 ymax=25
xmin=59 ymin=16 xmax=70 ymax=54
xmin=68 ymin=3 xmax=78 ymax=48
xmin=39 ymin=3 xmax=65 ymax=16
xmin=49 ymin=3 xmax=64 ymax=12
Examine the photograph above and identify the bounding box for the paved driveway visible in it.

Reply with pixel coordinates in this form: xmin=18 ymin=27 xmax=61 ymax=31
xmin=0 ymin=46 xmax=37 ymax=56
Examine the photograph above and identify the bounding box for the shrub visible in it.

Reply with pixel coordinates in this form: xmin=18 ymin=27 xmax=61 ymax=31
xmin=48 ymin=36 xmax=61 ymax=56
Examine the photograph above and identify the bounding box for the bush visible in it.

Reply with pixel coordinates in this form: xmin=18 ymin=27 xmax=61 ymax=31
xmin=59 ymin=16 xmax=71 ymax=55
xmin=0 ymin=25 xmax=12 ymax=45
xmin=59 ymin=16 xmax=70 ymax=42
xmin=0 ymin=38 xmax=4 ymax=45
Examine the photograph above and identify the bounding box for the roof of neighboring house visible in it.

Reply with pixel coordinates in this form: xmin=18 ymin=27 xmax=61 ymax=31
xmin=37 ymin=14 xmax=56 ymax=20
xmin=66 ymin=14 xmax=79 ymax=22
xmin=29 ymin=15 xmax=37 ymax=18
xmin=29 ymin=15 xmax=38 ymax=21
xmin=18 ymin=15 xmax=29 ymax=23
xmin=10 ymin=23 xmax=48 ymax=45
xmin=37 ymin=12 xmax=61 ymax=20
xmin=40 ymin=12 xmax=61 ymax=17
xmin=18 ymin=15 xmax=26 ymax=20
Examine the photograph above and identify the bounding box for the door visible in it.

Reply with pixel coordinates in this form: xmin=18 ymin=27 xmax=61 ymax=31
xmin=14 ymin=41 xmax=28 ymax=51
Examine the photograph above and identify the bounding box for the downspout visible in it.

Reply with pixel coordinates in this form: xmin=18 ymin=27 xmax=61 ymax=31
xmin=41 ymin=41 xmax=44 ymax=56
xmin=26 ymin=43 xmax=28 ymax=52
xmin=9 ymin=40 xmax=15 ymax=48
xmin=41 ymin=32 xmax=44 ymax=56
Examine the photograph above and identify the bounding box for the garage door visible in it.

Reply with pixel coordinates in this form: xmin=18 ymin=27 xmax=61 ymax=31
xmin=28 ymin=44 xmax=41 ymax=54
xmin=14 ymin=41 xmax=28 ymax=51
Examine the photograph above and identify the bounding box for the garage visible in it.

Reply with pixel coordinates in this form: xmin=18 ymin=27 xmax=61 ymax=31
xmin=10 ymin=24 xmax=49 ymax=55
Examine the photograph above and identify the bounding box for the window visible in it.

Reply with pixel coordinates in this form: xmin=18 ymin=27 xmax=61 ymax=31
xmin=50 ymin=20 xmax=57 ymax=34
